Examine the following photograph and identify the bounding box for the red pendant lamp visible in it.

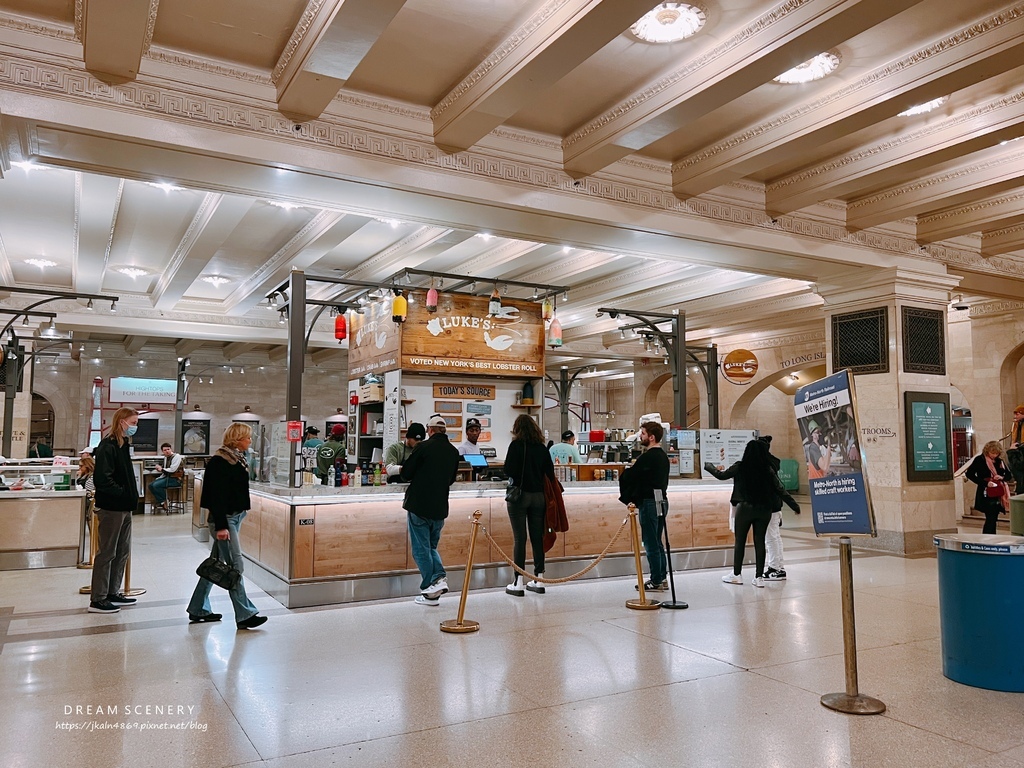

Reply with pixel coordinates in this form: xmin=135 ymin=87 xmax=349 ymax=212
xmin=334 ymin=311 xmax=347 ymax=342
xmin=425 ymin=280 xmax=438 ymax=313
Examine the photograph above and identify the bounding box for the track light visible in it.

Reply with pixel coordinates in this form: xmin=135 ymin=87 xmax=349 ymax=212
xmin=227 ymin=366 xmax=233 ymax=374
xmin=21 ymin=315 xmax=28 ymax=326
xmin=86 ymin=299 xmax=93 ymax=311
xmin=109 ymin=300 xmax=117 ymax=313
xmin=278 ymin=310 xmax=287 ymax=325
xmin=239 ymin=366 xmax=245 ymax=375
xmin=208 ymin=376 xmax=213 ymax=385
xmin=620 ymin=329 xmax=626 ymax=339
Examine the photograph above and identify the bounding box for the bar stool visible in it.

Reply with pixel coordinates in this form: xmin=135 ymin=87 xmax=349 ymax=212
xmin=166 ymin=481 xmax=186 ymax=514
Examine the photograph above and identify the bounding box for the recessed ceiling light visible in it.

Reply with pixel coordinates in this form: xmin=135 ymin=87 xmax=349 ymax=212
xmin=898 ymin=96 xmax=949 ymax=117
xmin=201 ymin=276 xmax=231 ymax=288
xmin=118 ymin=267 xmax=148 ymax=279
xmin=268 ymin=200 xmax=300 ymax=211
xmin=630 ymin=3 xmax=706 ymax=43
xmin=144 ymin=181 xmax=185 ymax=192
xmin=374 ymin=217 xmax=404 ymax=228
xmin=774 ymin=52 xmax=841 ymax=84
xmin=25 ymin=258 xmax=57 ymax=269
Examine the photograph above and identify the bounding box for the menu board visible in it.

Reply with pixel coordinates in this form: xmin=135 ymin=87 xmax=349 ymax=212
xmin=699 ymin=429 xmax=757 ymax=476
xmin=904 ymin=391 xmax=952 ymax=481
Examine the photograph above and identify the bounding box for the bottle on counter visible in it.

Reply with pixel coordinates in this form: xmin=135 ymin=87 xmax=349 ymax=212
xmin=334 ymin=460 xmax=343 ymax=487
xmin=353 ymin=464 xmax=362 ymax=487
xmin=327 ymin=466 xmax=335 ymax=486
xmin=341 ymin=469 xmax=349 ymax=486
xmin=362 ymin=462 xmax=371 ymax=486
xmin=373 ymin=463 xmax=382 ymax=486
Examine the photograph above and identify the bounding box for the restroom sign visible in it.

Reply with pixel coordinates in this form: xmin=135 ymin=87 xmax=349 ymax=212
xmin=722 ymin=349 xmax=758 ymax=384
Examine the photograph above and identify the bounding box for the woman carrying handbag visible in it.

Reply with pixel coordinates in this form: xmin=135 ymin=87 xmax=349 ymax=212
xmin=187 ymin=423 xmax=267 ymax=629
xmin=503 ymin=415 xmax=556 ymax=596
xmin=965 ymin=440 xmax=1013 ymax=535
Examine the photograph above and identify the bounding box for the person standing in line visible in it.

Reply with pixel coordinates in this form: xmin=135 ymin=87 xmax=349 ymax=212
xmin=384 ymin=422 xmax=425 ymax=482
xmin=965 ymin=440 xmax=1013 ymax=535
xmin=549 ymin=430 xmax=582 ymax=465
xmin=88 ymin=407 xmax=140 ymax=614
xmin=705 ymin=439 xmax=784 ymax=588
xmin=314 ymin=424 xmax=346 ymax=485
xmin=758 ymin=435 xmax=801 ymax=581
xmin=503 ymin=414 xmax=556 ymax=596
xmin=401 ymin=415 xmax=460 ymax=606
xmin=187 ymin=423 xmax=267 ymax=629
xmin=149 ymin=442 xmax=183 ymax=511
xmin=619 ymin=421 xmax=670 ymax=592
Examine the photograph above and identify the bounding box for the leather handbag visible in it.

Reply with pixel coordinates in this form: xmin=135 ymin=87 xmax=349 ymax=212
xmin=505 ymin=441 xmax=527 ymax=504
xmin=196 ymin=551 xmax=241 ymax=590
xmin=986 ymin=481 xmax=1004 ymax=498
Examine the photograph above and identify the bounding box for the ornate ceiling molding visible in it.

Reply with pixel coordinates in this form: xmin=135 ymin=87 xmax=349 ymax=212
xmin=0 ymin=10 xmax=76 ymax=41
xmin=146 ymin=48 xmax=272 ymax=85
xmin=431 ymin=0 xmax=572 ymax=122
xmin=678 ymin=5 xmax=1024 ymax=171
xmin=969 ymin=299 xmax=1024 ymax=317
xmin=917 ymin=189 xmax=1024 ymax=224
xmin=744 ymin=330 xmax=825 ymax=350
xmin=271 ymin=0 xmax=327 ymax=86
xmin=563 ymin=0 xmax=812 ymax=149
xmin=143 ymin=0 xmax=161 ymax=55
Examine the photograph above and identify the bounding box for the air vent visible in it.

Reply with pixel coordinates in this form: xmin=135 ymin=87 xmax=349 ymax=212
xmin=902 ymin=306 xmax=945 ymax=375
xmin=832 ymin=308 xmax=888 ymax=374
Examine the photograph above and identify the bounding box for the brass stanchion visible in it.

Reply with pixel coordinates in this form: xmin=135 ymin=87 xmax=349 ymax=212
xmin=79 ymin=511 xmax=99 ymax=593
xmin=820 ymin=537 xmax=885 ymax=715
xmin=440 ymin=510 xmax=482 ymax=634
xmin=122 ymin=553 xmax=147 ymax=597
xmin=625 ymin=503 xmax=660 ymax=611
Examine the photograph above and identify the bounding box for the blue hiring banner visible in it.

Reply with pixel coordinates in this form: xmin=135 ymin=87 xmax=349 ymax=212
xmin=793 ymin=369 xmax=876 ymax=537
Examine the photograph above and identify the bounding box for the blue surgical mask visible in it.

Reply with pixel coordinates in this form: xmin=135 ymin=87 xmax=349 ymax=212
xmin=125 ymin=425 xmax=138 ymax=437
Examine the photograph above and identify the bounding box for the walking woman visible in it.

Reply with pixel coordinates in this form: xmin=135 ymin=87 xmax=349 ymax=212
xmin=705 ymin=439 xmax=784 ymax=588
xmin=965 ymin=440 xmax=1013 ymax=535
xmin=503 ymin=414 xmax=556 ymax=596
xmin=188 ymin=423 xmax=267 ymax=629
xmin=89 ymin=407 xmax=140 ymax=614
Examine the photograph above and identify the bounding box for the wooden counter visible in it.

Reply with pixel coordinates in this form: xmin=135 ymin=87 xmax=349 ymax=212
xmin=0 ymin=489 xmax=87 ymax=570
xmin=193 ymin=478 xmax=736 ymax=607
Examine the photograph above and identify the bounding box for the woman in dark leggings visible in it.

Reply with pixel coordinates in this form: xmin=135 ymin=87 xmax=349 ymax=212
xmin=503 ymin=414 xmax=556 ymax=596
xmin=705 ymin=439 xmax=784 ymax=588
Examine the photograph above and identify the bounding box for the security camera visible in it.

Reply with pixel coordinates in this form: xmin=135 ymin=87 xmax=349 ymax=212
xmin=952 ymin=300 xmax=969 ymax=311
xmin=608 ymin=310 xmax=619 ymax=319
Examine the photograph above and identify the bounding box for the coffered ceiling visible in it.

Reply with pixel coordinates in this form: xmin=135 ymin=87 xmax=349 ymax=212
xmin=0 ymin=0 xmax=1022 ymax=372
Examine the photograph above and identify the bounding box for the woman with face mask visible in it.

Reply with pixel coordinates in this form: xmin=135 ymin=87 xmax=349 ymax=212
xmin=88 ymin=407 xmax=140 ymax=614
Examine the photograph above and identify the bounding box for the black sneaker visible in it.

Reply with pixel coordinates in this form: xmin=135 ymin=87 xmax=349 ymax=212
xmin=88 ymin=601 xmax=120 ymax=614
xmin=635 ymin=580 xmax=669 ymax=591
xmin=188 ymin=612 xmax=222 ymax=623
xmin=107 ymin=594 xmax=137 ymax=606
xmin=236 ymin=614 xmax=268 ymax=630
xmin=764 ymin=568 xmax=787 ymax=581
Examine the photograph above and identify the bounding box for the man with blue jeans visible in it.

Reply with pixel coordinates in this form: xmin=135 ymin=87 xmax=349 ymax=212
xmin=619 ymin=421 xmax=670 ymax=591
xmin=150 ymin=443 xmax=182 ymax=511
xmin=400 ymin=415 xmax=460 ymax=606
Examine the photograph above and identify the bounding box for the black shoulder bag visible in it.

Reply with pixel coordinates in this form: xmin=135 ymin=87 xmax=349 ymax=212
xmin=505 ymin=441 xmax=527 ymax=504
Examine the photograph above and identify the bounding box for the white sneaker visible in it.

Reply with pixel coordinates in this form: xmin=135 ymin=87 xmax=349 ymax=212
xmin=414 ymin=595 xmax=439 ymax=606
xmin=751 ymin=577 xmax=766 ymax=588
xmin=722 ymin=573 xmax=743 ymax=585
xmin=505 ymin=580 xmax=524 ymax=596
xmin=424 ymin=577 xmax=448 ymax=598
xmin=525 ymin=580 xmax=545 ymax=594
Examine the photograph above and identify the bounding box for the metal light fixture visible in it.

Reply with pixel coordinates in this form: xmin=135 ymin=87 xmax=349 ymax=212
xmin=278 ymin=310 xmax=287 ymax=325
xmin=392 ymin=289 xmax=408 ymax=323
xmin=109 ymin=300 xmax=117 ymax=313
xmin=488 ymin=285 xmax=502 ymax=317
xmin=86 ymin=299 xmax=94 ymax=311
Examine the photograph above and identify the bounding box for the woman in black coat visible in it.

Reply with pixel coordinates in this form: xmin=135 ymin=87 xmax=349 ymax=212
xmin=965 ymin=441 xmax=1013 ymax=534
xmin=503 ymin=414 xmax=556 ymax=596
xmin=187 ymin=423 xmax=267 ymax=629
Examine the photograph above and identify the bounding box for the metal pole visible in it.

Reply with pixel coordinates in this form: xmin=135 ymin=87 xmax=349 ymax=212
xmin=286 ymin=270 xmax=306 ymax=488
xmin=820 ymin=537 xmax=885 ymax=714
xmin=626 ymin=503 xmax=660 ymax=611
xmin=559 ymin=367 xmax=570 ymax=436
xmin=174 ymin=358 xmax=186 ymax=457
xmin=706 ymin=344 xmax=719 ymax=429
xmin=440 ymin=510 xmax=482 ymax=633
xmin=673 ymin=313 xmax=685 ymax=430
xmin=656 ymin=490 xmax=687 ymax=610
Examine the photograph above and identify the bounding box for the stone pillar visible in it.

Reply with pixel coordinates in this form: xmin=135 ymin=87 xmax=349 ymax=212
xmin=815 ymin=267 xmax=961 ymax=555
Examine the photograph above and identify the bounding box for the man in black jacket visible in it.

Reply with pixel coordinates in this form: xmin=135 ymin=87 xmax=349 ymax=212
xmin=619 ymin=421 xmax=670 ymax=591
xmin=400 ymin=415 xmax=460 ymax=605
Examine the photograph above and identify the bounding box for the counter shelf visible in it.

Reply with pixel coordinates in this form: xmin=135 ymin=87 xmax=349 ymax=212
xmin=193 ymin=476 xmax=743 ymax=608
xmin=0 ymin=489 xmax=88 ymax=570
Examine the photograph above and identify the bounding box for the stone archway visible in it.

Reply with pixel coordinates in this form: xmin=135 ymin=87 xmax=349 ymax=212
xmin=32 ymin=375 xmax=76 ymax=453
xmin=644 ymin=371 xmax=706 ymax=428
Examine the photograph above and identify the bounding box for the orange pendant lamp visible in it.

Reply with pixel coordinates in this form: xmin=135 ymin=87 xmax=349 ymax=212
xmin=334 ymin=311 xmax=347 ymax=342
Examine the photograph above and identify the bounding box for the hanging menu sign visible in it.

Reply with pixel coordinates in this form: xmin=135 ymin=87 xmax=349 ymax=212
xmin=347 ymin=297 xmax=401 ymax=377
xmin=403 ymin=292 xmax=544 ymax=376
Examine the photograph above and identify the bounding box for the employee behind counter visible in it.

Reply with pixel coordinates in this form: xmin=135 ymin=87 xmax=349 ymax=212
xmin=384 ymin=422 xmax=426 ymax=483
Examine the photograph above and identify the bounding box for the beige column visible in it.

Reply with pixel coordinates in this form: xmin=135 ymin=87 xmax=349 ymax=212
xmin=815 ymin=267 xmax=961 ymax=555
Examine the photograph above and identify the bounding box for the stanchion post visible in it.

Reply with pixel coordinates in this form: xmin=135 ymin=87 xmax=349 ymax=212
xmin=626 ymin=503 xmax=660 ymax=611
xmin=656 ymin=490 xmax=687 ymax=610
xmin=79 ymin=511 xmax=99 ymax=593
xmin=820 ymin=536 xmax=885 ymax=715
xmin=440 ymin=509 xmax=482 ymax=634
xmin=122 ymin=553 xmax=147 ymax=597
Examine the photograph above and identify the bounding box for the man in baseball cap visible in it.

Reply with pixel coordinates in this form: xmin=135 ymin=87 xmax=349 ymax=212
xmin=549 ymin=429 xmax=582 ymax=465
xmin=458 ymin=417 xmax=482 ymax=457
xmin=401 ymin=414 xmax=460 ymax=606
xmin=385 ymin=422 xmax=425 ymax=482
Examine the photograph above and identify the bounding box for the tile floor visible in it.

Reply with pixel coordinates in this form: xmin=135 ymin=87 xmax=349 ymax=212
xmin=2 ymin=507 xmax=1022 ymax=768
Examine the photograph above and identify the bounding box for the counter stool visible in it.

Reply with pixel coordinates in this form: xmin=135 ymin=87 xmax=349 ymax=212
xmin=166 ymin=481 xmax=186 ymax=514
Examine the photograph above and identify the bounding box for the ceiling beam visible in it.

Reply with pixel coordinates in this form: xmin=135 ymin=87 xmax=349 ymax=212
xmin=768 ymin=90 xmax=1024 ymax=217
xmin=310 ymin=347 xmax=345 ymax=366
xmin=267 ymin=345 xmax=288 ymax=362
xmin=81 ymin=0 xmax=153 ymax=84
xmin=74 ymin=174 xmax=123 ymax=295
xmin=175 ymin=339 xmax=206 ymax=357
xmin=223 ymin=342 xmax=257 ymax=361
xmin=124 ymin=335 xmax=148 ymax=356
xmin=275 ymin=0 xmax=408 ymax=122
xmin=674 ymin=7 xmax=1024 ymax=198
xmin=562 ymin=0 xmax=924 ymax=178
xmin=917 ymin=189 xmax=1024 ymax=245
xmin=432 ymin=0 xmax=659 ymax=152
xmin=981 ymin=225 xmax=1024 ymax=258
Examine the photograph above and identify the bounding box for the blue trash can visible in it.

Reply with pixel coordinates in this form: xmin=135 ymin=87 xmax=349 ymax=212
xmin=934 ymin=533 xmax=1024 ymax=692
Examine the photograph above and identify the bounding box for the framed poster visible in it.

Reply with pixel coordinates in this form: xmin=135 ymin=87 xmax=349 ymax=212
xmin=904 ymin=391 xmax=953 ymax=482
xmin=180 ymin=419 xmax=211 ymax=456
xmin=133 ymin=418 xmax=159 ymax=453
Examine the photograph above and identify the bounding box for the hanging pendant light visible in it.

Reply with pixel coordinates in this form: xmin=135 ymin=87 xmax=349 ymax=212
xmin=547 ymin=309 xmax=563 ymax=348
xmin=392 ymin=289 xmax=408 ymax=323
xmin=425 ymin=279 xmax=438 ymax=313
xmin=541 ymin=295 xmax=553 ymax=321
xmin=334 ymin=312 xmax=347 ymax=342
xmin=488 ymin=285 xmax=502 ymax=317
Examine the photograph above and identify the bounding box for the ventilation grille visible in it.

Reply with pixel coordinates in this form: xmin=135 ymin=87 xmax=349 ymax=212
xmin=832 ymin=308 xmax=888 ymax=374
xmin=902 ymin=306 xmax=945 ymax=375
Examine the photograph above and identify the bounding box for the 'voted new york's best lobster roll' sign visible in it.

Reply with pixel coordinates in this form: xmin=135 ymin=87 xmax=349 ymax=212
xmin=402 ymin=291 xmax=545 ymax=376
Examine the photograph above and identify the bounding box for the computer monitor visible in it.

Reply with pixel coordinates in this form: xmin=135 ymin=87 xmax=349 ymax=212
xmin=465 ymin=453 xmax=488 ymax=468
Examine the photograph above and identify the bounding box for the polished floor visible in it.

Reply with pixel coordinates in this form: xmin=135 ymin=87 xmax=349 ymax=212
xmin=2 ymin=507 xmax=1022 ymax=768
